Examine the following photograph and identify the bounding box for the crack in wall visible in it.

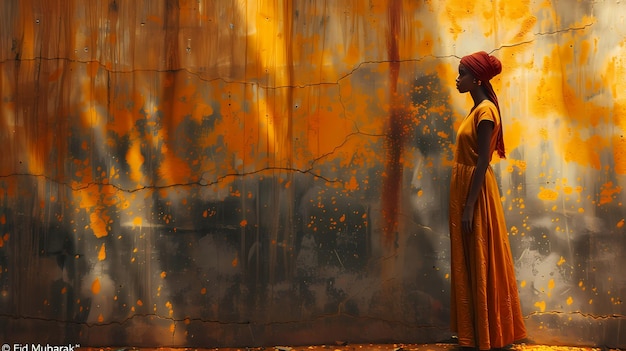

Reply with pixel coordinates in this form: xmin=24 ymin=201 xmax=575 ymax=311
xmin=1 ymin=309 xmax=624 ymax=332
xmin=0 ymin=21 xmax=595 ymax=194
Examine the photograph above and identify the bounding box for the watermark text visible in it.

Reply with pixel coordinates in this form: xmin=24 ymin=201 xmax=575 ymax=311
xmin=2 ymin=344 xmax=80 ymax=351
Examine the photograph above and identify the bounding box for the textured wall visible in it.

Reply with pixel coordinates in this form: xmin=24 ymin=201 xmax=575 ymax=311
xmin=0 ymin=0 xmax=625 ymax=348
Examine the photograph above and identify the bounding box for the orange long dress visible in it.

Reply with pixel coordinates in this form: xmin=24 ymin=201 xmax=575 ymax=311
xmin=449 ymin=100 xmax=527 ymax=350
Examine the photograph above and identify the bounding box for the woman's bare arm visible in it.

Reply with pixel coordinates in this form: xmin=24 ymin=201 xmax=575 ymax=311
xmin=462 ymin=119 xmax=495 ymax=235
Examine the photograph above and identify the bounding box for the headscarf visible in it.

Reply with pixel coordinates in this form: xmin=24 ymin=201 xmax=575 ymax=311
xmin=460 ymin=51 xmax=506 ymax=159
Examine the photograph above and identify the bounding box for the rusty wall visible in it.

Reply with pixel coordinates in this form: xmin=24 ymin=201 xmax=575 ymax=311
xmin=0 ymin=0 xmax=625 ymax=348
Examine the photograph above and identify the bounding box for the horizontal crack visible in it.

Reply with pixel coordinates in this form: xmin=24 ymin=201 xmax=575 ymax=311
xmin=0 ymin=312 xmax=447 ymax=331
xmin=527 ymin=310 xmax=626 ymax=320
xmin=0 ymin=167 xmax=340 ymax=194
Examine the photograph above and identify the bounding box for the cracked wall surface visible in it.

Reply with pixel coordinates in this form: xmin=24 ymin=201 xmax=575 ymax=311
xmin=0 ymin=0 xmax=625 ymax=348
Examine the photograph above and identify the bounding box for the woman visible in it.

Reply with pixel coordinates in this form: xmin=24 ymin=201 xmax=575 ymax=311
xmin=449 ymin=51 xmax=527 ymax=350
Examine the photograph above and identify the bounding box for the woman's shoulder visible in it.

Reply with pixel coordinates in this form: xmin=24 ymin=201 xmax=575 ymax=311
xmin=475 ymin=99 xmax=497 ymax=111
xmin=474 ymin=100 xmax=499 ymax=123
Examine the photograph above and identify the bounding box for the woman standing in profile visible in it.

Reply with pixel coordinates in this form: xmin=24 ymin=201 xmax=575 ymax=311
xmin=449 ymin=51 xmax=527 ymax=350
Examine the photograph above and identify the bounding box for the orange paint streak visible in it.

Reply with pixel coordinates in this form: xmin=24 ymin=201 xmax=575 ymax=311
xmin=599 ymin=181 xmax=622 ymax=205
xmin=344 ymin=176 xmax=359 ymax=191
xmin=89 ymin=210 xmax=110 ymax=238
xmin=613 ymin=135 xmax=626 ymax=175
xmin=98 ymin=243 xmax=106 ymax=261
xmin=158 ymin=150 xmax=193 ymax=185
xmin=416 ymin=31 xmax=434 ymax=57
xmin=91 ymin=278 xmax=101 ymax=295
xmin=534 ymin=300 xmax=546 ymax=312
xmin=126 ymin=141 xmax=145 ymax=184
xmin=563 ymin=132 xmax=607 ymax=170
xmin=132 ymin=217 xmax=143 ymax=227
xmin=48 ymin=68 xmax=63 ymax=82
xmin=444 ymin=1 xmax=475 ymax=40
xmin=86 ymin=62 xmax=99 ymax=78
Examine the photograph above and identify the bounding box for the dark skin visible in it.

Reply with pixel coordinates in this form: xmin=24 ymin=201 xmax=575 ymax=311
xmin=455 ymin=64 xmax=495 ymax=235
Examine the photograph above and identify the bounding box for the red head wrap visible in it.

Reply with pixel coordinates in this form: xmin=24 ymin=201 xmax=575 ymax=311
xmin=460 ymin=51 xmax=506 ymax=159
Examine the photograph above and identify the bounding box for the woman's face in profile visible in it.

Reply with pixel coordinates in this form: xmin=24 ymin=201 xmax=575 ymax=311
xmin=455 ymin=63 xmax=475 ymax=93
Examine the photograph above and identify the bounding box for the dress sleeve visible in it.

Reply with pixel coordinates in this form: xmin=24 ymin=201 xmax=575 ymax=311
xmin=475 ymin=103 xmax=497 ymax=125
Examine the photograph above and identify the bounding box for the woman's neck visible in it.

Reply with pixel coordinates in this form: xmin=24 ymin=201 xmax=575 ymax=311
xmin=470 ymin=88 xmax=489 ymax=109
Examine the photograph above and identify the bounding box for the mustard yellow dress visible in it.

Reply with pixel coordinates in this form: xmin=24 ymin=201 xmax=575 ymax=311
xmin=449 ymin=100 xmax=527 ymax=350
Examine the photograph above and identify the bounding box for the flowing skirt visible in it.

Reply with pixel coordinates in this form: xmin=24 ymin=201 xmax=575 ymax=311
xmin=449 ymin=163 xmax=527 ymax=350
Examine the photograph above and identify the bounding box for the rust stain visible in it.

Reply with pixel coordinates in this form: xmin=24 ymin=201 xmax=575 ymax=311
xmin=381 ymin=0 xmax=404 ymax=249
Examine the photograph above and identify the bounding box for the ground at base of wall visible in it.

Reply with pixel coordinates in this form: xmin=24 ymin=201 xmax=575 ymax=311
xmin=79 ymin=343 xmax=623 ymax=351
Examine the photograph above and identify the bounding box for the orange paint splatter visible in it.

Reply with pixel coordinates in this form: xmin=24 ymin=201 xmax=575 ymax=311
xmin=126 ymin=141 xmax=145 ymax=183
xmin=98 ymin=243 xmax=106 ymax=261
xmin=566 ymin=296 xmax=574 ymax=305
xmin=613 ymin=134 xmax=626 ymax=175
xmin=344 ymin=176 xmax=359 ymax=191
xmin=599 ymin=181 xmax=622 ymax=205
xmin=91 ymin=278 xmax=101 ymax=295
xmin=89 ymin=210 xmax=110 ymax=238
xmin=232 ymin=256 xmax=238 ymax=267
xmin=160 ymin=271 xmax=167 ymax=279
xmin=136 ymin=299 xmax=143 ymax=306
xmin=538 ymin=188 xmax=558 ymax=201
xmin=563 ymin=132 xmax=608 ymax=170
xmin=200 ymin=287 xmax=207 ymax=295
xmin=617 ymin=219 xmax=625 ymax=228
xmin=240 ymin=219 xmax=247 ymax=227
xmin=557 ymin=256 xmax=566 ymax=266
xmin=534 ymin=300 xmax=546 ymax=312
xmin=158 ymin=150 xmax=193 ymax=185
